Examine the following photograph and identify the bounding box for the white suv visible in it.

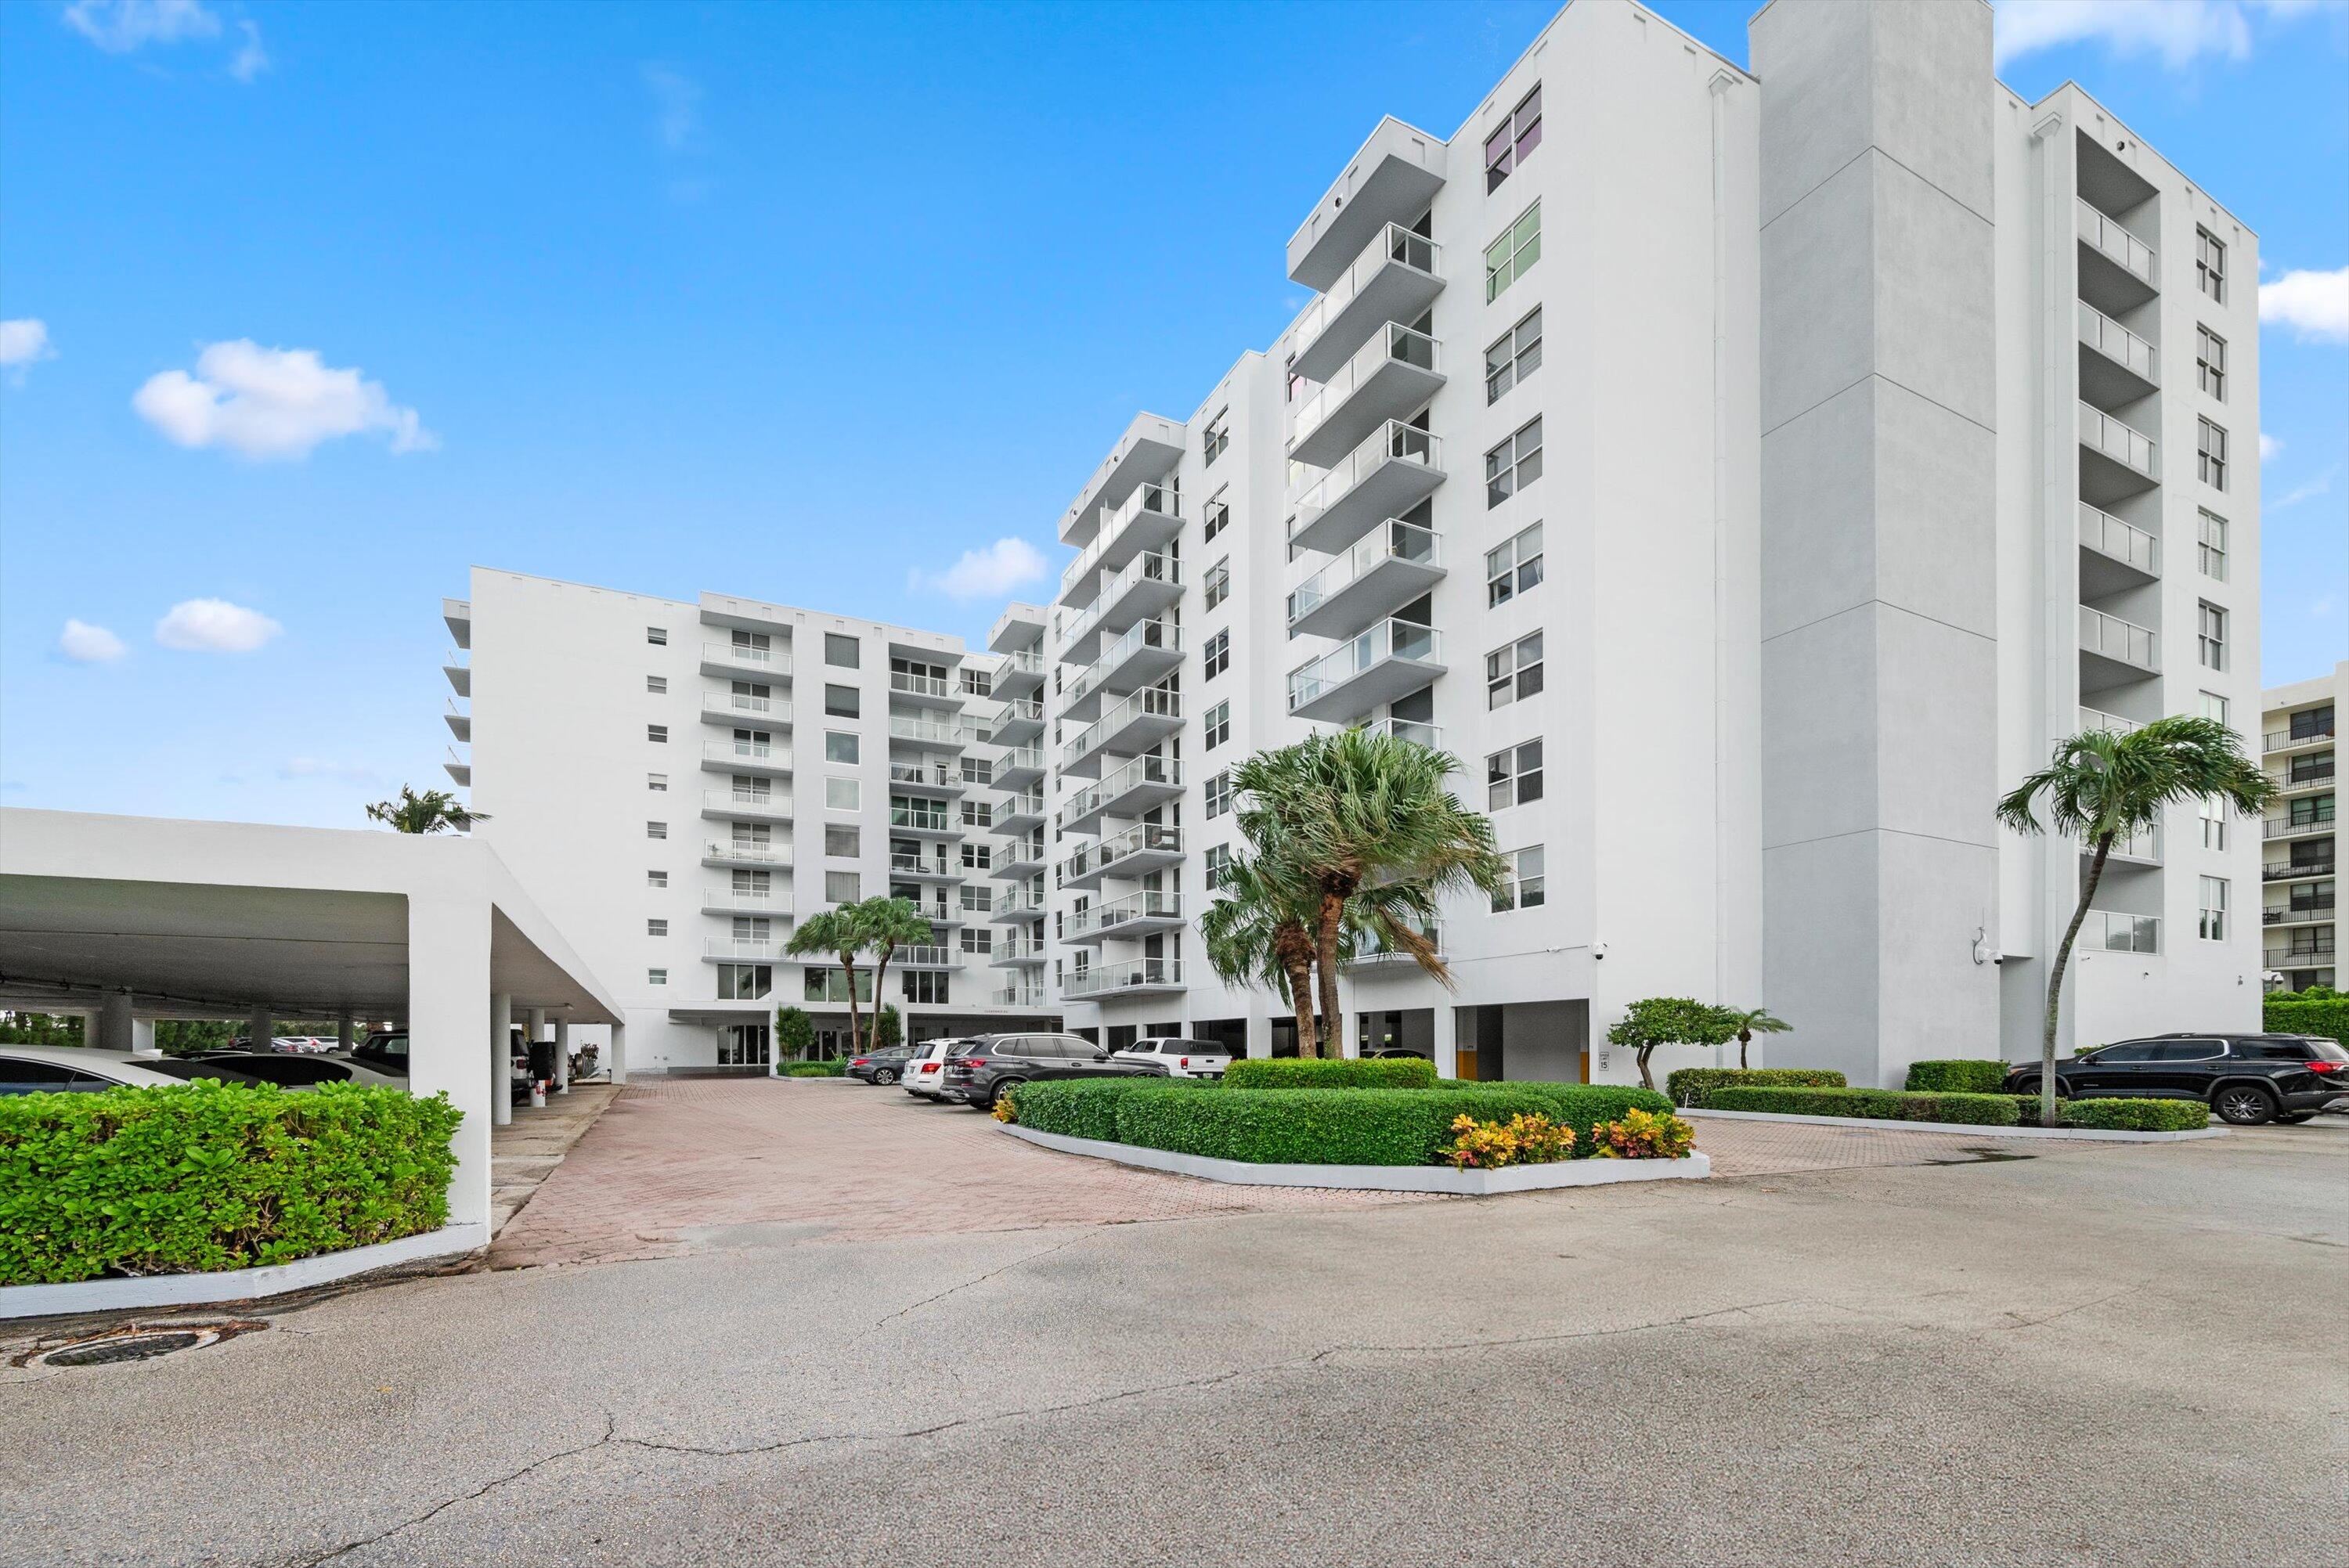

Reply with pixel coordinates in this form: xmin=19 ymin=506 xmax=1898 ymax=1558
xmin=1110 ymin=1037 xmax=1233 ymax=1080
xmin=903 ymin=1037 xmax=968 ymax=1100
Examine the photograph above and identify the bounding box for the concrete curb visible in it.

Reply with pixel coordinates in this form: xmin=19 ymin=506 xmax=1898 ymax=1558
xmin=1001 ymin=1123 xmax=1709 ymax=1192
xmin=1681 ymin=1108 xmax=2226 ymax=1141
xmin=0 ymin=1224 xmax=490 ymax=1321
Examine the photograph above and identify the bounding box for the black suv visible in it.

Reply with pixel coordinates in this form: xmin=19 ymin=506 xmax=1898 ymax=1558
xmin=2004 ymin=1033 xmax=2349 ymax=1125
xmin=940 ymin=1033 xmax=1162 ymax=1109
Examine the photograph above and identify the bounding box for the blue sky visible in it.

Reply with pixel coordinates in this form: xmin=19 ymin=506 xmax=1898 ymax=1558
xmin=2 ymin=0 xmax=2344 ymax=828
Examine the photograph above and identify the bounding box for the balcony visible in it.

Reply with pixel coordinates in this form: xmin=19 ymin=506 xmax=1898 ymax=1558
xmin=2264 ymin=902 xmax=2336 ymax=928
xmin=2078 ymin=402 xmax=2158 ymax=503
xmin=884 ymin=760 xmax=962 ymax=797
xmin=887 ymin=713 xmax=973 ymax=751
xmin=442 ymin=746 xmax=470 ymax=787
xmin=1062 ymin=889 xmax=1183 ymax=944
xmin=1286 ymin=518 xmax=1443 ymax=640
xmin=990 ymin=697 xmax=1045 ymax=746
xmin=1288 ymin=618 xmax=1443 ymax=723
xmin=1287 ymin=117 xmax=1447 ymax=290
xmin=704 ymin=937 xmax=788 ymax=963
xmin=1063 ymin=957 xmax=1186 ymax=1000
xmin=2275 ymin=767 xmax=2337 ymax=795
xmin=2078 ymin=708 xmax=2140 ymax=739
xmin=886 ymin=670 xmax=962 ymax=711
xmin=886 ymin=803 xmax=959 ymax=839
xmin=1058 ymin=823 xmax=1182 ymax=891
xmin=2077 ymin=301 xmax=2159 ymax=405
xmin=996 ymin=837 xmax=1047 ymax=878
xmin=2266 ymin=814 xmax=2337 ymax=842
xmin=1346 ymin=923 xmax=1439 ymax=971
xmin=2264 ymin=723 xmax=2337 ymax=755
xmin=702 ymin=642 xmax=789 ymax=679
xmin=705 ymin=739 xmax=791 ymax=777
xmin=1059 ymin=552 xmax=1182 ymax=664
xmin=1063 ymin=618 xmax=1182 ymax=720
xmin=990 ymin=645 xmax=1046 ymax=698
xmin=442 ymin=648 xmax=468 ymax=698
xmin=704 ymin=691 xmax=791 ymax=729
xmin=2269 ymin=946 xmax=2337 ymax=970
xmin=1292 ymin=223 xmax=1444 ymax=382
xmin=990 ymin=888 xmax=1048 ymax=924
xmin=1060 ymin=484 xmax=1184 ymax=606
xmin=702 ymin=839 xmax=791 ymax=869
xmin=443 ymin=699 xmax=470 ymax=742
xmin=1287 ymin=420 xmax=1445 ymax=557
xmin=703 ymin=789 xmax=792 ymax=823
xmin=2095 ymin=823 xmax=2162 ymax=866
xmin=2078 ymin=605 xmax=2159 ymax=688
xmin=1057 ymin=753 xmax=1183 ymax=834
xmin=703 ymin=886 xmax=789 ymax=916
xmin=442 ymin=597 xmax=471 ymax=649
xmin=2076 ymin=197 xmax=2158 ymax=301
xmin=2077 ymin=501 xmax=2160 ymax=591
xmin=889 ymin=850 xmax=963 ymax=881
xmin=991 ymin=983 xmax=1049 ymax=1008
xmin=1288 ymin=323 xmax=1445 ymax=468
xmin=893 ymin=945 xmax=962 ymax=970
xmin=899 ymin=896 xmax=958 ymax=928
xmin=2264 ymin=859 xmax=2335 ymax=881
xmin=995 ymin=792 xmax=1046 ymax=833
xmin=990 ymin=935 xmax=1047 ymax=967
xmin=1060 ymin=413 xmax=1186 ymax=548
xmin=2087 ymin=910 xmax=2160 ymax=954
xmin=994 ymin=745 xmax=1046 ymax=791
xmin=1061 ymin=685 xmax=1180 ymax=777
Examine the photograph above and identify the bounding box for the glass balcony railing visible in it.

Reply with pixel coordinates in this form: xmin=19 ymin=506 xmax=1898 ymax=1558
xmin=888 ymin=760 xmax=962 ymax=790
xmin=705 ymin=788 xmax=791 ymax=815
xmin=1060 ymin=483 xmax=1183 ymax=594
xmin=1287 ymin=519 xmax=1438 ymax=627
xmin=1063 ymin=958 xmax=1185 ymax=999
xmin=705 ymin=937 xmax=788 ymax=961
xmin=1057 ymin=823 xmax=1181 ymax=885
xmin=1058 ymin=754 xmax=1182 ymax=829
xmin=2078 ymin=707 xmax=2141 ymax=738
xmin=1288 ymin=420 xmax=1442 ymax=511
xmin=705 ymin=642 xmax=788 ymax=673
xmin=1293 ymin=224 xmax=1442 ymax=362
xmin=707 ymin=692 xmax=789 ymax=724
xmin=992 ymin=983 xmax=1048 ymax=1007
xmin=1065 ymin=619 xmax=1179 ymax=712
xmin=1059 ymin=553 xmax=1182 ymax=651
xmin=705 ymin=839 xmax=790 ymax=867
xmin=705 ymin=886 xmax=787 ymax=913
xmin=2077 ymin=301 xmax=2158 ymax=381
xmin=2079 ymin=402 xmax=2156 ymax=477
xmin=889 ymin=671 xmax=952 ymax=700
xmin=2079 ymin=605 xmax=2158 ymax=672
xmin=2077 ymin=502 xmax=2160 ymax=575
xmin=1355 ymin=716 xmax=1443 ymax=749
xmin=1060 ymin=685 xmax=1180 ymax=768
xmin=2077 ymin=198 xmax=2156 ymax=286
xmin=1287 ymin=618 xmax=1442 ymax=713
xmin=1061 ymin=889 xmax=1182 ymax=940
xmin=1289 ymin=323 xmax=1441 ymax=452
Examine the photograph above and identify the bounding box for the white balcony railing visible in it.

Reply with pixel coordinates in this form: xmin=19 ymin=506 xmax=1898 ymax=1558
xmin=1287 ymin=618 xmax=1442 ymax=712
xmin=705 ymin=887 xmax=788 ymax=914
xmin=2076 ymin=197 xmax=2156 ymax=286
xmin=1063 ymin=889 xmax=1182 ymax=940
xmin=1293 ymin=224 xmax=1442 ymax=362
xmin=1058 ymin=823 xmax=1180 ymax=885
xmin=888 ymin=760 xmax=962 ymax=790
xmin=1287 ymin=518 xmax=1438 ymax=627
xmin=708 ymin=692 xmax=789 ymax=724
xmin=1057 ymin=753 xmax=1182 ymax=828
xmin=1059 ymin=552 xmax=1182 ymax=651
xmin=705 ymin=788 xmax=791 ymax=815
xmin=2077 ymin=502 xmax=2159 ymax=575
xmin=1063 ymin=958 xmax=1185 ymax=999
xmin=705 ymin=937 xmax=788 ymax=961
xmin=705 ymin=641 xmax=788 ymax=673
xmin=2078 ymin=708 xmax=2141 ymax=738
xmin=1289 ymin=322 xmax=1441 ymax=452
xmin=992 ymin=984 xmax=1048 ymax=1007
xmin=889 ymin=671 xmax=953 ymax=700
xmin=2079 ymin=605 xmax=2158 ymax=672
xmin=2088 ymin=910 xmax=2160 ymax=953
xmin=1355 ymin=716 xmax=1443 ymax=749
xmin=1289 ymin=419 xmax=1442 ymax=510
xmin=1060 ymin=684 xmax=1180 ymax=768
xmin=888 ymin=714 xmax=976 ymax=746
xmin=2077 ymin=301 xmax=2157 ymax=382
xmin=1061 ymin=483 xmax=1182 ymax=595
xmin=1065 ymin=619 xmax=1179 ymax=712
xmin=893 ymin=944 xmax=961 ymax=968
xmin=704 ymin=839 xmax=791 ymax=867
xmin=2079 ymin=402 xmax=2156 ymax=478
xmin=706 ymin=739 xmax=784 ymax=767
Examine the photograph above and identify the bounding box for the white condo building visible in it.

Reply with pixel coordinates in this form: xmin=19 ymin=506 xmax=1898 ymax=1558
xmin=2260 ymin=663 xmax=2340 ymax=992
xmin=439 ymin=0 xmax=2267 ymax=1084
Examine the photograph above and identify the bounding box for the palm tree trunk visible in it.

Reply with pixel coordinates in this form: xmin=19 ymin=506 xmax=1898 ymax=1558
xmin=869 ymin=946 xmax=895 ymax=1053
xmin=2041 ymin=838 xmax=2114 ymax=1128
xmin=839 ymin=957 xmax=863 ymax=1060
xmin=1314 ymin=893 xmax=1346 ymax=1059
xmin=1738 ymin=1028 xmax=1751 ymax=1070
xmin=1283 ymin=957 xmax=1318 ymax=1060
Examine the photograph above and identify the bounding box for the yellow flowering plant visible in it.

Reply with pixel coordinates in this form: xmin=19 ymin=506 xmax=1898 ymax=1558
xmin=1442 ymin=1111 xmax=1576 ymax=1170
xmin=1588 ymin=1106 xmax=1695 ymax=1159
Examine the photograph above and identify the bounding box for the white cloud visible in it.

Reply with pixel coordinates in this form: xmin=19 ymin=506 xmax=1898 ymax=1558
xmin=277 ymin=757 xmax=373 ymax=782
xmin=155 ymin=597 xmax=281 ymax=652
xmin=2260 ymin=265 xmax=2349 ymax=344
xmin=2270 ymin=465 xmax=2340 ymax=512
xmin=1993 ymin=0 xmax=2323 ymax=70
xmin=133 ymin=341 xmax=434 ymax=460
xmin=0 ymin=319 xmax=53 ymax=367
xmin=57 ymin=619 xmax=127 ymax=663
xmin=62 ymin=0 xmax=220 ymax=53
xmin=908 ymin=537 xmax=1049 ymax=600
xmin=229 ymin=18 xmax=268 ymax=81
xmin=2261 ymin=432 xmax=2284 ymax=462
xmin=644 ymin=64 xmax=702 ymax=151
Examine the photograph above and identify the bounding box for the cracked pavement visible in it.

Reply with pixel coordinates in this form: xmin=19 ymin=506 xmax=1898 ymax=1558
xmin=3 ymin=1118 xmax=2343 ymax=1566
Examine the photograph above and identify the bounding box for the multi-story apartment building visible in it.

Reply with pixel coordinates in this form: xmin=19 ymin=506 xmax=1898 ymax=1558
xmin=441 ymin=569 xmax=1060 ymax=1073
xmin=2261 ymin=664 xmax=2340 ymax=992
xmin=435 ymin=0 xmax=2267 ymax=1084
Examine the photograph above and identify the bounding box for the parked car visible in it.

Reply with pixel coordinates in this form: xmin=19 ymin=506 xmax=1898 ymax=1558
xmin=1110 ymin=1036 xmax=1232 ymax=1080
xmin=1364 ymin=1047 xmax=1431 ymax=1060
xmin=0 ymin=1047 xmax=260 ymax=1095
xmin=350 ymin=1030 xmax=410 ymax=1074
xmin=940 ymin=1032 xmax=1161 ymax=1109
xmin=2004 ymin=1033 xmax=2349 ymax=1125
xmin=846 ymin=1046 xmax=919 ymax=1085
xmin=181 ymin=1052 xmax=408 ymax=1091
xmin=902 ymin=1038 xmax=969 ymax=1100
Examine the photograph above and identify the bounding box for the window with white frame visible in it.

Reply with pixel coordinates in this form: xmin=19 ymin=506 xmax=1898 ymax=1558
xmin=961 ymin=799 xmax=991 ymax=829
xmin=2197 ymin=417 xmax=2228 ymax=491
xmin=646 ymin=626 xmax=667 ymax=645
xmin=647 ymin=773 xmax=668 ymax=792
xmin=1485 ymin=202 xmax=1541 ymax=302
xmin=717 ymin=964 xmax=773 ymax=1001
xmin=824 ymin=633 xmax=861 ymax=668
xmin=1491 ymin=845 xmax=1546 ymax=911
xmin=1203 ymin=494 xmax=1229 ymax=545
xmin=805 ymin=968 xmax=875 ymax=1004
xmin=1203 ymin=408 xmax=1230 ymax=467
xmin=1204 ymin=559 xmax=1230 ymax=611
xmin=2196 ymin=325 xmax=2226 ymax=401
xmin=647 ymin=870 xmax=668 ymax=888
xmin=2200 ymin=796 xmax=2228 ymax=852
xmin=648 ymin=968 xmax=668 ymax=986
xmin=647 ymin=918 xmax=668 ymax=937
xmin=1484 ymin=83 xmax=1542 ymax=191
xmin=646 ymin=820 xmax=667 ymax=840
xmin=2200 ymin=690 xmax=2230 ymax=726
xmin=902 ymin=970 xmax=951 ymax=1005
xmin=826 ymin=777 xmax=861 ymax=811
xmin=825 ymin=730 xmax=860 ymax=764
xmin=824 ymin=683 xmax=861 ymax=719
xmin=648 ymin=724 xmax=668 ymax=744
xmin=962 ymin=842 xmax=992 ymax=871
xmin=1486 ymin=632 xmax=1544 ymax=709
xmin=960 ymin=926 xmax=992 ymax=956
xmin=1205 ymin=770 xmax=1233 ymax=818
xmin=2198 ymin=601 xmax=2228 ymax=671
xmin=2195 ymin=227 xmax=2225 ymax=303
xmin=1486 ymin=740 xmax=1544 ymax=810
xmin=824 ymin=870 xmax=861 ymax=904
xmin=2198 ymin=510 xmax=2228 ymax=582
xmin=824 ymin=824 xmax=860 ymax=857
xmin=2198 ymin=875 xmax=2228 ymax=941
xmin=646 ymin=675 xmax=667 ymax=694
xmin=1203 ymin=629 xmax=1229 ymax=680
xmin=1204 ymin=844 xmax=1233 ymax=890
xmin=1485 ymin=307 xmax=1542 ymax=403
xmin=961 ymin=755 xmax=992 ymax=786
xmin=1485 ymin=416 xmax=1543 ymax=506
xmin=960 ymin=666 xmax=992 ymax=698
xmin=1204 ymin=701 xmax=1230 ymax=750
xmin=1485 ymin=523 xmax=1544 ymax=606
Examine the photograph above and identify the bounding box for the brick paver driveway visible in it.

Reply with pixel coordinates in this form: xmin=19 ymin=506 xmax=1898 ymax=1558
xmin=489 ymin=1077 xmax=2113 ymax=1271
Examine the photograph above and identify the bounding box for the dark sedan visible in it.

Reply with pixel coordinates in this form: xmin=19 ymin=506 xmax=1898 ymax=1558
xmin=940 ymin=1032 xmax=1163 ymax=1109
xmin=2004 ymin=1033 xmax=2349 ymax=1125
xmin=844 ymin=1047 xmax=919 ymax=1086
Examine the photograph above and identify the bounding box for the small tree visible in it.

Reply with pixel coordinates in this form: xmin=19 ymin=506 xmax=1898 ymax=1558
xmin=1198 ymin=852 xmax=1325 ymax=1058
xmin=365 ymin=785 xmax=488 ymax=834
xmin=1606 ymin=997 xmax=1737 ymax=1091
xmin=774 ymin=1005 xmax=815 ymax=1065
xmin=873 ymin=1004 xmax=902 ymax=1049
xmin=1716 ymin=1006 xmax=1792 ymax=1070
xmin=850 ymin=898 xmax=933 ymax=1052
xmin=786 ymin=909 xmax=867 ymax=1058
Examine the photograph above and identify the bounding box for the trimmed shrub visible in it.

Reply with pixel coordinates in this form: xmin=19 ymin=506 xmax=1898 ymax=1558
xmin=1224 ymin=1057 xmax=1438 ymax=1091
xmin=2061 ymin=1098 xmax=2209 ymax=1132
xmin=1009 ymin=1078 xmax=1211 ymax=1142
xmin=2264 ymin=997 xmax=2349 ymax=1051
xmin=781 ymin=1061 xmax=847 ymax=1077
xmin=1700 ymin=1086 xmax=2020 ymax=1126
xmin=1903 ymin=1059 xmax=2009 ymax=1094
xmin=1589 ymin=1107 xmax=1698 ymax=1160
xmin=1663 ymin=1066 xmax=1845 ymax=1107
xmin=2005 ymin=1094 xmax=2068 ymax=1124
xmin=1109 ymin=1083 xmax=1673 ymax=1166
xmin=0 ymin=1082 xmax=462 ymax=1287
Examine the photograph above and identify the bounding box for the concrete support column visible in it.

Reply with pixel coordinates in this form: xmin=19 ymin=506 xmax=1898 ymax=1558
xmin=407 ymin=896 xmax=494 ymax=1232
xmin=92 ymin=993 xmax=136 ymax=1052
xmin=337 ymin=1011 xmax=355 ymax=1051
xmin=489 ymin=993 xmax=514 ymax=1127
xmin=554 ymin=1020 xmax=572 ymax=1093
xmin=1431 ymin=1004 xmax=1459 ymax=1081
xmin=1243 ymin=1011 xmax=1272 ymax=1061
xmin=247 ymin=1004 xmax=272 ymax=1050
xmin=128 ymin=1017 xmax=157 ymax=1058
xmin=608 ymin=1021 xmax=628 ymax=1086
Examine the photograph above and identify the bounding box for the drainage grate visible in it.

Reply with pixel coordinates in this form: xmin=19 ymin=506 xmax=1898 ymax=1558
xmin=25 ymin=1321 xmax=256 ymax=1369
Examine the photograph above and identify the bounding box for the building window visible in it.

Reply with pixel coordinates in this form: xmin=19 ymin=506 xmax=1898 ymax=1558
xmin=962 ymin=755 xmax=992 ymax=786
xmin=805 ymin=967 xmax=874 ymax=1004
xmin=647 ymin=724 xmax=668 ymax=744
xmin=1205 ymin=844 xmax=1233 ymax=890
xmin=826 ymin=777 xmax=861 ymax=811
xmin=646 ymin=675 xmax=668 ymax=694
xmin=717 ymin=964 xmax=774 ymax=1001
xmin=824 ymin=633 xmax=861 ymax=669
xmin=1203 ymin=494 xmax=1229 ymax=544
xmin=2198 ymin=876 xmax=2228 ymax=941
xmin=2200 ymin=690 xmax=2230 ymax=727
xmin=1483 ymin=83 xmax=1542 ymax=191
xmin=1486 ymin=741 xmax=1545 ymax=810
xmin=647 ymin=773 xmax=668 ymax=792
xmin=824 ymin=871 xmax=861 ymax=904
xmin=902 ymin=970 xmax=951 ymax=1005
xmin=2201 ymin=797 xmax=2228 ymax=852
xmin=960 ymin=926 xmax=992 ymax=956
xmin=960 ymin=666 xmax=993 ymax=698
xmin=648 ymin=968 xmax=668 ymax=985
xmin=1204 ymin=559 xmax=1231 ymax=611
xmin=1203 ymin=407 xmax=1230 ymax=467
xmin=1485 ymin=416 xmax=1543 ymax=506
xmin=824 ymin=683 xmax=861 ymax=719
xmin=2196 ymin=227 xmax=2225 ymax=303
xmin=1203 ymin=629 xmax=1229 ymax=681
xmin=1486 ymin=632 xmax=1545 ymax=709
xmin=2198 ymin=510 xmax=2228 ymax=582
xmin=1205 ymin=770 xmax=1233 ymax=818
xmin=1485 ymin=523 xmax=1545 ymax=607
xmin=824 ymin=824 xmax=861 ymax=857
xmin=647 ymin=820 xmax=667 ymax=840
xmin=1485 ymin=201 xmax=1540 ymax=302
xmin=647 ymin=918 xmax=668 ymax=937
xmin=1492 ymin=846 xmax=1546 ymax=911
xmin=961 ymin=799 xmax=992 ymax=830
xmin=2196 ymin=326 xmax=2226 ymax=401
xmin=962 ymin=842 xmax=992 ymax=871
xmin=825 ymin=730 xmax=860 ymax=764
xmin=1485 ymin=307 xmax=1542 ymax=403
xmin=2197 ymin=417 xmax=2228 ymax=492
xmin=647 ymin=870 xmax=668 ymax=888
xmin=2198 ymin=602 xmax=2227 ymax=672
xmin=646 ymin=626 xmax=667 ymax=645
xmin=1204 ymin=701 xmax=1231 ymax=750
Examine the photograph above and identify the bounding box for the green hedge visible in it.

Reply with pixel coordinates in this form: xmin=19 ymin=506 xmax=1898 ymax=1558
xmin=1662 ymin=1067 xmax=1845 ymax=1107
xmin=1223 ymin=1057 xmax=1438 ymax=1090
xmin=780 ymin=1061 xmax=847 ymax=1077
xmin=2264 ymin=997 xmax=2349 ymax=1051
xmin=2060 ymin=1098 xmax=2210 ymax=1132
xmin=1700 ymin=1086 xmax=2020 ymax=1126
xmin=0 ymin=1082 xmax=462 ymax=1287
xmin=1903 ymin=1059 xmax=2009 ymax=1094
xmin=1010 ymin=1078 xmax=1212 ymax=1141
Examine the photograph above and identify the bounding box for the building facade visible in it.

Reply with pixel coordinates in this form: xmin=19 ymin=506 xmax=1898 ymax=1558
xmin=2261 ymin=664 xmax=2340 ymax=992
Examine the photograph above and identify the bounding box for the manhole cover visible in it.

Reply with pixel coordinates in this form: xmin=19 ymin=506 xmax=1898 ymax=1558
xmin=31 ymin=1326 xmax=229 ymax=1368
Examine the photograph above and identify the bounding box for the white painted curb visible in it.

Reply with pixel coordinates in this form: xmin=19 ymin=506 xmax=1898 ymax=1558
xmin=1682 ymin=1108 xmax=2226 ymax=1142
xmin=0 ymin=1223 xmax=490 ymax=1321
xmin=1001 ymin=1123 xmax=1709 ymax=1192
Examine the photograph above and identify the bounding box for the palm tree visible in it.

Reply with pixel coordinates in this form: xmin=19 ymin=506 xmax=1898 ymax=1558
xmin=365 ymin=785 xmax=488 ymax=834
xmin=1198 ymin=852 xmax=1323 ymax=1058
xmin=785 ymin=909 xmax=866 ymax=1058
xmin=849 ymin=897 xmax=934 ymax=1052
xmin=1235 ymin=730 xmax=1508 ymax=1057
xmin=1717 ymin=1006 xmax=1791 ymax=1069
xmin=1998 ymin=716 xmax=2276 ymax=1126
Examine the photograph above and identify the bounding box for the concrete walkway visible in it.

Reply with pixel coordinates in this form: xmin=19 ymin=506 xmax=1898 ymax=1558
xmin=489 ymin=1083 xmax=622 ymax=1236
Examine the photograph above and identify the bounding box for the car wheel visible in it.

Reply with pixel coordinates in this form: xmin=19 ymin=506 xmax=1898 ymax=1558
xmin=987 ymin=1078 xmax=1024 ymax=1109
xmin=874 ymin=1068 xmax=898 ymax=1086
xmin=2213 ymin=1086 xmax=2276 ymax=1126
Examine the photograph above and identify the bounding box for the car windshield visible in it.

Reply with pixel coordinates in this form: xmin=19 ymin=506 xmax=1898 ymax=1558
xmin=143 ymin=1059 xmax=264 ymax=1084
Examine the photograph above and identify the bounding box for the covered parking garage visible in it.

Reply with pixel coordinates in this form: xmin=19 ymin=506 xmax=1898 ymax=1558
xmin=0 ymin=807 xmax=623 ymax=1237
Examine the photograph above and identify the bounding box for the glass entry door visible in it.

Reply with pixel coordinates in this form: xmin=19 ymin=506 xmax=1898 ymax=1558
xmin=719 ymin=1022 xmax=770 ymax=1067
